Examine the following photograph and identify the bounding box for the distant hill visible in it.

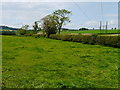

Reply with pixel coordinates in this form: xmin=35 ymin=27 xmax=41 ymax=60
xmin=0 ymin=26 xmax=19 ymax=30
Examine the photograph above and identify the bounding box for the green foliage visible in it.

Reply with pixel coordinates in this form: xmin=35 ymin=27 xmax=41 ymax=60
xmin=17 ymin=28 xmax=26 ymax=35
xmin=31 ymin=34 xmax=41 ymax=38
xmin=79 ymin=28 xmax=89 ymax=30
xmin=96 ymin=36 xmax=120 ymax=48
xmin=22 ymin=25 xmax=29 ymax=30
xmin=24 ymin=33 xmax=33 ymax=36
xmin=16 ymin=29 xmax=39 ymax=36
xmin=60 ymin=35 xmax=73 ymax=41
xmin=49 ymin=34 xmax=120 ymax=48
xmin=31 ymin=34 xmax=46 ymax=38
xmin=71 ymin=35 xmax=83 ymax=42
xmin=1 ymin=30 xmax=16 ymax=35
xmin=33 ymin=21 xmax=41 ymax=31
xmin=49 ymin=34 xmax=62 ymax=40
xmin=2 ymin=36 xmax=119 ymax=88
xmin=52 ymin=9 xmax=72 ymax=34
xmin=61 ymin=30 xmax=119 ymax=34
xmin=41 ymin=15 xmax=57 ymax=37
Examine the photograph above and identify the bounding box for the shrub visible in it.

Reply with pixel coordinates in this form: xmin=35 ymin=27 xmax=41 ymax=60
xmin=89 ymin=35 xmax=97 ymax=45
xmin=49 ymin=34 xmax=62 ymax=40
xmin=1 ymin=30 xmax=16 ymax=35
xmin=96 ymin=36 xmax=120 ymax=48
xmin=17 ymin=28 xmax=26 ymax=35
xmin=61 ymin=35 xmax=73 ymax=41
xmin=49 ymin=34 xmax=120 ymax=48
xmin=79 ymin=28 xmax=89 ymax=30
xmin=71 ymin=35 xmax=82 ymax=42
xmin=31 ymin=34 xmax=46 ymax=38
xmin=24 ymin=33 xmax=33 ymax=36
xmin=39 ymin=34 xmax=46 ymax=37
xmin=32 ymin=34 xmax=41 ymax=38
xmin=81 ymin=35 xmax=92 ymax=44
xmin=41 ymin=15 xmax=57 ymax=37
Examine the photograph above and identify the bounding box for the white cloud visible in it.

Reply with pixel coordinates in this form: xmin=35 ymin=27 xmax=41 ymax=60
xmin=1 ymin=2 xmax=118 ymax=29
xmin=108 ymin=19 xmax=118 ymax=28
xmin=59 ymin=19 xmax=118 ymax=29
xmin=105 ymin=14 xmax=118 ymax=17
xmin=63 ymin=23 xmax=81 ymax=29
xmin=1 ymin=2 xmax=72 ymax=28
xmin=83 ymin=20 xmax=99 ymax=29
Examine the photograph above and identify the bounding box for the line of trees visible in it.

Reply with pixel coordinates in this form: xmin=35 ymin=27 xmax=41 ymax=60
xmin=18 ymin=9 xmax=72 ymax=37
xmin=41 ymin=9 xmax=71 ymax=37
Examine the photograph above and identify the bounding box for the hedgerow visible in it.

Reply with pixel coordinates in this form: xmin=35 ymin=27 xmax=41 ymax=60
xmin=1 ymin=31 xmax=16 ymax=35
xmin=49 ymin=34 xmax=120 ymax=48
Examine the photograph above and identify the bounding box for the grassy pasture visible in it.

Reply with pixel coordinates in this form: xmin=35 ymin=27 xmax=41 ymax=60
xmin=2 ymin=35 xmax=119 ymax=88
xmin=61 ymin=30 xmax=119 ymax=34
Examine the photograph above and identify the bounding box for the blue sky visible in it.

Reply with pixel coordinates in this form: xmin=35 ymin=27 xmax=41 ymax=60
xmin=1 ymin=1 xmax=119 ymax=29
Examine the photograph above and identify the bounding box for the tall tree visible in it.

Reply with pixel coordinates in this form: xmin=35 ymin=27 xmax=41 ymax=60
xmin=52 ymin=9 xmax=71 ymax=34
xmin=22 ymin=25 xmax=29 ymax=30
xmin=33 ymin=21 xmax=39 ymax=31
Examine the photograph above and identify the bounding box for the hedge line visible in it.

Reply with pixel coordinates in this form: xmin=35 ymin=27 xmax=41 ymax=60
xmin=2 ymin=31 xmax=119 ymax=48
xmin=1 ymin=31 xmax=16 ymax=35
xmin=49 ymin=34 xmax=120 ymax=48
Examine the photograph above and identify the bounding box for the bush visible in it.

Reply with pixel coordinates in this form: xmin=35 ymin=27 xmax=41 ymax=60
xmin=39 ymin=34 xmax=46 ymax=37
xmin=71 ymin=35 xmax=82 ymax=42
xmin=81 ymin=35 xmax=92 ymax=44
xmin=32 ymin=34 xmax=41 ymax=38
xmin=1 ymin=31 xmax=16 ymax=35
xmin=96 ymin=36 xmax=120 ymax=48
xmin=17 ymin=29 xmax=26 ymax=35
xmin=26 ymin=30 xmax=39 ymax=34
xmin=49 ymin=34 xmax=62 ymax=40
xmin=89 ymin=35 xmax=97 ymax=45
xmin=32 ymin=34 xmax=46 ymax=38
xmin=24 ymin=33 xmax=33 ymax=36
xmin=79 ymin=28 xmax=89 ymax=30
xmin=41 ymin=15 xmax=57 ymax=37
xmin=49 ymin=34 xmax=120 ymax=48
xmin=61 ymin=35 xmax=73 ymax=41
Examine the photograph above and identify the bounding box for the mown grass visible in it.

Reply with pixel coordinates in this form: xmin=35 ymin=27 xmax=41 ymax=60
xmin=2 ymin=35 xmax=119 ymax=88
xmin=61 ymin=30 xmax=119 ymax=34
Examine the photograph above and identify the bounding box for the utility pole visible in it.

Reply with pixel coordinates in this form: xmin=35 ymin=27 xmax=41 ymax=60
xmin=118 ymin=1 xmax=120 ymax=30
xmin=103 ymin=25 xmax=105 ymax=30
xmin=100 ymin=21 xmax=108 ymax=34
xmin=100 ymin=21 xmax=102 ymax=34
xmin=106 ymin=21 xmax=108 ymax=34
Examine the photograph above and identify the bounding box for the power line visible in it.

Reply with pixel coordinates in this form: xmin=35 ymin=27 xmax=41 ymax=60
xmin=72 ymin=0 xmax=92 ymax=21
xmin=100 ymin=0 xmax=104 ymax=21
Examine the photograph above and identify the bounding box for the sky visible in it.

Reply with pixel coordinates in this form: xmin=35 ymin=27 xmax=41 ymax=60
xmin=1 ymin=0 xmax=119 ymax=29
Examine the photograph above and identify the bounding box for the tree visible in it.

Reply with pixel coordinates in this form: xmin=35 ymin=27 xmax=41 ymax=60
xmin=17 ymin=28 xmax=26 ymax=35
xmin=41 ymin=15 xmax=57 ymax=37
xmin=52 ymin=9 xmax=71 ymax=34
xmin=17 ymin=25 xmax=29 ymax=35
xmin=79 ymin=28 xmax=89 ymax=30
xmin=33 ymin=21 xmax=39 ymax=31
xmin=22 ymin=25 xmax=29 ymax=30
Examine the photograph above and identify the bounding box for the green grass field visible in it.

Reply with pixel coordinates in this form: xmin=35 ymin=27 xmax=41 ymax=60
xmin=61 ymin=30 xmax=119 ymax=34
xmin=2 ymin=35 xmax=119 ymax=88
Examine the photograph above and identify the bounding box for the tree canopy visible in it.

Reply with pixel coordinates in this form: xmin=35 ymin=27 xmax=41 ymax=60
xmin=41 ymin=15 xmax=58 ymax=37
xmin=52 ymin=9 xmax=71 ymax=34
xmin=41 ymin=9 xmax=71 ymax=36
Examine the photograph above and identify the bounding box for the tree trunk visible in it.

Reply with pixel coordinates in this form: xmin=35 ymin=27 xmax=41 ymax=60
xmin=58 ymin=26 xmax=61 ymax=34
xmin=58 ymin=29 xmax=60 ymax=34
